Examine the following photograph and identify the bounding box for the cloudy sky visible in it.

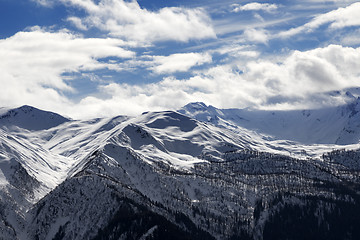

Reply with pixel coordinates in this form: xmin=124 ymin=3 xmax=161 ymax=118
xmin=1 ymin=0 xmax=360 ymax=118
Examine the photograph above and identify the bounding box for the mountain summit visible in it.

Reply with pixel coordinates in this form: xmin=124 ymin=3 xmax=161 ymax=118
xmin=179 ymin=98 xmax=360 ymax=145
xmin=0 ymin=105 xmax=70 ymax=131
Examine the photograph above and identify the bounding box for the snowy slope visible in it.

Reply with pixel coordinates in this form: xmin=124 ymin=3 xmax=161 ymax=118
xmin=0 ymin=105 xmax=69 ymax=131
xmin=0 ymin=104 xmax=360 ymax=239
xmin=0 ymin=103 xmax=359 ymax=198
xmin=26 ymin=112 xmax=360 ymax=240
xmin=178 ymin=98 xmax=360 ymax=145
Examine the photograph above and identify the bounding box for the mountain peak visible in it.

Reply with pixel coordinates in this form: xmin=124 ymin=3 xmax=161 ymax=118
xmin=180 ymin=102 xmax=208 ymax=112
xmin=0 ymin=105 xmax=70 ymax=131
xmin=18 ymin=105 xmax=35 ymax=111
xmin=178 ymin=100 xmax=360 ymax=145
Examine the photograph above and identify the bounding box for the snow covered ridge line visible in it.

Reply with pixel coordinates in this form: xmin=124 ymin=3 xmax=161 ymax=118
xmin=25 ymin=140 xmax=360 ymax=239
xmin=0 ymin=105 xmax=70 ymax=131
xmin=178 ymin=97 xmax=360 ymax=145
xmin=0 ymin=103 xmax=360 ymax=239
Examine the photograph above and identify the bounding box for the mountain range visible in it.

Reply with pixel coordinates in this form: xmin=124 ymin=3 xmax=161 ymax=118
xmin=1 ymin=99 xmax=360 ymax=239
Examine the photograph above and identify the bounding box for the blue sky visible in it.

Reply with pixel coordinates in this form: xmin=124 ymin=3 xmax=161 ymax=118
xmin=1 ymin=0 xmax=360 ymax=118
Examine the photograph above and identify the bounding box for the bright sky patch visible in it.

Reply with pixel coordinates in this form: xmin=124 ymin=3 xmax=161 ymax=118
xmin=1 ymin=0 xmax=360 ymax=118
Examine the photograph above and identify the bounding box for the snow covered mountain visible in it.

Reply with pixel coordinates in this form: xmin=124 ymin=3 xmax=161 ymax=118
xmin=1 ymin=104 xmax=360 ymax=239
xmin=179 ymin=97 xmax=360 ymax=145
xmin=0 ymin=105 xmax=70 ymax=131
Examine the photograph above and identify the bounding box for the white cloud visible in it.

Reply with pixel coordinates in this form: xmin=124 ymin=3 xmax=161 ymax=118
xmin=58 ymin=44 xmax=360 ymax=119
xmin=280 ymin=2 xmax=360 ymax=37
xmin=339 ymin=29 xmax=360 ymax=45
xmin=302 ymin=0 xmax=357 ymax=3
xmin=232 ymin=2 xmax=278 ymax=13
xmin=150 ymin=53 xmax=212 ymax=74
xmin=67 ymin=16 xmax=88 ymax=31
xmin=59 ymin=0 xmax=216 ymax=44
xmin=3 ymin=26 xmax=359 ymax=119
xmin=0 ymin=27 xmax=134 ymax=111
xmin=214 ymin=44 xmax=260 ymax=58
xmin=239 ymin=44 xmax=360 ymax=107
xmin=5 ymin=0 xmax=360 ymax=119
xmin=242 ymin=28 xmax=269 ymax=44
xmin=32 ymin=0 xmax=55 ymax=7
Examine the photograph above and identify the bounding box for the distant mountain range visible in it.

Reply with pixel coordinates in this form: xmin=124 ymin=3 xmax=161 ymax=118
xmin=179 ymin=97 xmax=360 ymax=145
xmin=1 ymin=101 xmax=360 ymax=239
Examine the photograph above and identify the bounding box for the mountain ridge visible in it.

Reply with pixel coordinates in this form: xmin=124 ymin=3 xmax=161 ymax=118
xmin=178 ymin=97 xmax=360 ymax=145
xmin=0 ymin=105 xmax=70 ymax=131
xmin=1 ymin=103 xmax=360 ymax=239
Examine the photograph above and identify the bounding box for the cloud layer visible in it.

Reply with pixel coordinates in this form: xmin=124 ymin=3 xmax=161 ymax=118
xmin=3 ymin=1 xmax=360 ymax=119
xmin=2 ymin=26 xmax=359 ymax=118
xmin=64 ymin=0 xmax=216 ymax=44
xmin=280 ymin=2 xmax=360 ymax=37
xmin=68 ymin=44 xmax=360 ymax=118
xmin=232 ymin=3 xmax=278 ymax=13
xmin=0 ymin=27 xmax=134 ymax=111
xmin=150 ymin=53 xmax=212 ymax=74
